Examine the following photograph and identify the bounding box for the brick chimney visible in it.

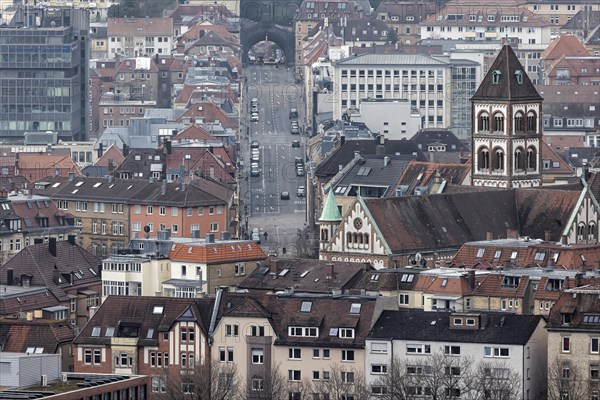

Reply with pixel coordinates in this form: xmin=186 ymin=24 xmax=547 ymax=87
xmin=506 ymin=229 xmax=519 ymax=239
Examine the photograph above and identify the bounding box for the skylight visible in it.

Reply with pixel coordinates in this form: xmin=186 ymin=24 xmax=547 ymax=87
xmin=357 ymin=167 xmax=372 ymax=176
xmin=75 ymin=181 xmax=84 ymax=187
xmin=279 ymin=269 xmax=290 ymax=277
xmin=91 ymin=326 xmax=101 ymax=337
xmin=300 ymin=271 xmax=309 ymax=278
xmin=350 ymin=303 xmax=361 ymax=315
xmin=93 ymin=182 xmax=102 ymax=188
xmin=52 ymin=182 xmax=61 ymax=188
xmin=441 ymin=279 xmax=448 ymax=287
xmin=301 ymin=301 xmax=312 ymax=313
xmin=153 ymin=305 xmax=164 ymax=314
xmin=147 ymin=328 xmax=154 ymax=339
xmin=371 ymin=274 xmax=380 ymax=281
xmin=72 ymin=189 xmax=79 ymax=194
xmin=105 ymin=327 xmax=115 ymax=337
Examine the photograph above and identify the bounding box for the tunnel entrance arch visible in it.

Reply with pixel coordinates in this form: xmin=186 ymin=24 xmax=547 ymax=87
xmin=241 ymin=21 xmax=294 ymax=65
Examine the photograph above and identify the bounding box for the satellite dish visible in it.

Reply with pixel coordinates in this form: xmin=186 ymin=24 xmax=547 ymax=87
xmin=415 ymin=253 xmax=422 ymax=262
xmin=144 ymin=225 xmax=150 ymax=233
xmin=420 ymin=258 xmax=427 ymax=267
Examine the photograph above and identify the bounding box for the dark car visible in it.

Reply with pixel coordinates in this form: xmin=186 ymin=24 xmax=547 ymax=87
xmin=292 ymin=140 xmax=301 ymax=148
xmin=280 ymin=191 xmax=290 ymax=200
xmin=289 ymin=108 xmax=298 ymax=119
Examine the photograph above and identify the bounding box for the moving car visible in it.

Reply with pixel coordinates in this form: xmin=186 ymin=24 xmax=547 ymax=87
xmin=280 ymin=191 xmax=290 ymax=200
xmin=297 ymin=186 xmax=305 ymax=197
xmin=289 ymin=108 xmax=298 ymax=118
xmin=292 ymin=140 xmax=301 ymax=148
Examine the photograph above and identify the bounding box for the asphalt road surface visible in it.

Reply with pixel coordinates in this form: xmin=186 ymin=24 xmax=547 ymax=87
xmin=239 ymin=64 xmax=309 ymax=257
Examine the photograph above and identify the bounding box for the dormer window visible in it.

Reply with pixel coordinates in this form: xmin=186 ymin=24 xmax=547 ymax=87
xmin=515 ymin=70 xmax=523 ymax=84
xmin=561 ymin=313 xmax=572 ymax=325
xmin=492 ymin=70 xmax=501 ymax=84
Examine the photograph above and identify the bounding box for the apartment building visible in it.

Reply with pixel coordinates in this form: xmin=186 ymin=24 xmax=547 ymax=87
xmin=525 ymin=0 xmax=598 ymax=31
xmin=374 ymin=1 xmax=440 ymax=45
xmin=366 ymin=309 xmax=548 ymax=399
xmin=545 ymin=285 xmax=600 ymax=400
xmin=107 ymin=18 xmax=174 ymax=58
xmin=332 ymin=54 xmax=451 ymax=128
xmin=100 ymin=254 xmax=170 ymax=300
xmin=421 ymin=1 xmax=552 ymax=45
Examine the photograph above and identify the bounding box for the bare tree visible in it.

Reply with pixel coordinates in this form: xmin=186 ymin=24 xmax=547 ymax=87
xmin=470 ymin=361 xmax=522 ymax=400
xmin=162 ymin=358 xmax=240 ymax=400
xmin=247 ymin=362 xmax=296 ymax=400
xmin=547 ymin=357 xmax=587 ymax=400
xmin=371 ymin=356 xmax=419 ymax=400
xmin=313 ymin=363 xmax=368 ymax=400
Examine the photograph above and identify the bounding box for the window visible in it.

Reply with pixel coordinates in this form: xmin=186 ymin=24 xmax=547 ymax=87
xmin=444 ymin=345 xmax=460 ymax=355
xmin=476 ymin=248 xmax=485 ymax=258
xmin=288 ymin=348 xmax=302 ymax=360
xmin=288 ymin=370 xmax=301 ymax=381
xmin=484 ymin=347 xmax=510 ymax=358
xmin=323 ymin=349 xmax=330 ymax=359
xmin=313 ymin=349 xmax=320 ymax=359
xmin=252 ymin=377 xmax=264 ymax=391
xmin=591 ymin=364 xmax=600 ymax=380
xmin=84 ymin=349 xmax=92 ymax=364
xmin=252 ymin=349 xmax=264 ymax=364
xmin=339 ymin=328 xmax=354 ymax=338
xmin=399 ymin=294 xmax=409 ymax=305
xmin=371 ymin=364 xmax=388 ymax=374
xmin=251 ymin=325 xmax=265 ymax=336
xmin=407 ymin=344 xmax=431 ymax=354
xmin=592 ymin=337 xmax=599 ymax=354
xmin=159 ymin=206 xmax=166 ymax=216
xmin=225 ymin=324 xmax=239 ymax=337
xmin=562 ymin=337 xmax=570 ymax=353
xmin=492 ymin=70 xmax=501 ymax=84
xmin=341 ymin=371 xmax=355 ymax=383
xmin=219 ymin=347 xmax=234 ymax=362
xmin=342 ymin=350 xmax=355 ymax=361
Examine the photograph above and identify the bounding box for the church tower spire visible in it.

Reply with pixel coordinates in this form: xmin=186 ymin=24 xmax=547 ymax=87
xmin=471 ymin=45 xmax=543 ymax=188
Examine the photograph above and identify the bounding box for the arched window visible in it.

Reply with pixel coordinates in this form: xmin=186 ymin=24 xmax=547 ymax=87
xmin=588 ymin=222 xmax=596 ymax=241
xmin=364 ymin=234 xmax=369 ymax=246
xmin=478 ymin=112 xmax=490 ymax=132
xmin=478 ymin=147 xmax=490 ymax=171
xmin=577 ymin=223 xmax=586 ymax=240
xmin=321 ymin=228 xmax=328 ymax=242
xmin=358 ymin=234 xmax=363 ymax=244
xmin=527 ymin=147 xmax=537 ymax=170
xmin=347 ymin=232 xmax=352 ymax=244
xmin=493 ymin=112 xmax=504 ymax=132
xmin=514 ymin=112 xmax=525 ymax=133
xmin=493 ymin=149 xmax=505 ymax=171
xmin=527 ymin=111 xmax=537 ymax=132
xmin=514 ymin=147 xmax=525 ymax=171
xmin=353 ymin=233 xmax=358 ymax=244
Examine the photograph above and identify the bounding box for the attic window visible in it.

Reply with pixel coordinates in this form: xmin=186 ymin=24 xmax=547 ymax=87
xmin=279 ymin=269 xmax=290 ymax=277
xmin=441 ymin=279 xmax=448 ymax=287
xmin=127 ymin=185 xmax=133 ymax=190
xmin=52 ymin=182 xmax=61 ymax=188
xmin=357 ymin=167 xmax=372 ymax=176
xmin=371 ymin=274 xmax=380 ymax=281
xmin=105 ymin=327 xmax=115 ymax=337
xmin=580 ymin=254 xmax=586 ymax=262
xmin=153 ymin=305 xmax=164 ymax=314
xmin=75 ymin=181 xmax=84 ymax=187
xmin=350 ymin=303 xmax=361 ymax=314
xmin=494 ymin=250 xmax=501 ymax=259
xmin=301 ymin=301 xmax=312 ymax=313
xmin=300 ymin=271 xmax=310 ymax=278
xmin=553 ymin=252 xmax=560 ymax=262
xmin=492 ymin=70 xmax=501 ymax=84
xmin=72 ymin=189 xmax=79 ymax=194
xmin=476 ymin=248 xmax=485 ymax=258
xmin=188 ymin=247 xmax=193 ymax=253
xmin=515 ymin=70 xmax=523 ymax=84
xmin=534 ymin=252 xmax=545 ymax=261
xmin=93 ymin=182 xmax=102 ymax=188
xmin=89 ymin=268 xmax=97 ymax=276
xmin=135 ymin=155 xmax=142 ymax=161
xmin=329 ymin=328 xmax=338 ymax=336
xmin=510 ymin=251 xmax=518 ymax=260
xmin=582 ymin=314 xmax=600 ymax=324
xmin=147 ymin=328 xmax=154 ymax=339
xmin=92 ymin=326 xmax=101 ymax=337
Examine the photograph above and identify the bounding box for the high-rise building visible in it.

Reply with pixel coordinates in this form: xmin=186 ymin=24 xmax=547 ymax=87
xmin=0 ymin=6 xmax=90 ymax=142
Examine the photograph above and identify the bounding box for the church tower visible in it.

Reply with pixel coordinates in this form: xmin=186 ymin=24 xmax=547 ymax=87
xmin=318 ymin=190 xmax=342 ymax=251
xmin=471 ymin=45 xmax=543 ymax=188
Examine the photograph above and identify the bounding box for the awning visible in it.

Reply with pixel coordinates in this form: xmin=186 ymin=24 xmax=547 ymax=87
xmin=78 ymin=290 xmax=98 ymax=296
xmin=430 ymin=294 xmax=462 ymax=301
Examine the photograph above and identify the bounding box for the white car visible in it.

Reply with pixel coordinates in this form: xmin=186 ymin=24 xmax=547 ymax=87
xmin=251 ymin=113 xmax=259 ymax=122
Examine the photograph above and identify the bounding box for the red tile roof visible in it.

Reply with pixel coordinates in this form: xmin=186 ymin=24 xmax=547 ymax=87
xmin=95 ymin=144 xmax=125 ymax=167
xmin=107 ymin=18 xmax=173 ymax=36
xmin=169 ymin=241 xmax=267 ymax=265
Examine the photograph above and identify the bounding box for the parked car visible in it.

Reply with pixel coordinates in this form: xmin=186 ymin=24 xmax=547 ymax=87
xmin=297 ymin=186 xmax=305 ymax=197
xmin=251 ymin=140 xmax=260 ymax=148
xmin=250 ymin=165 xmax=260 ymax=177
xmin=296 ymin=167 xmax=305 ymax=177
xmin=295 ymin=156 xmax=304 ymax=166
xmin=280 ymin=191 xmax=290 ymax=200
xmin=289 ymin=108 xmax=298 ymax=118
xmin=251 ymin=115 xmax=259 ymax=122
xmin=251 ymin=106 xmax=259 ymax=113
xmin=292 ymin=140 xmax=301 ymax=148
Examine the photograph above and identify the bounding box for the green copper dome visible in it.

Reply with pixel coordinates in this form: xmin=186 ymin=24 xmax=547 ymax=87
xmin=319 ymin=190 xmax=342 ymax=222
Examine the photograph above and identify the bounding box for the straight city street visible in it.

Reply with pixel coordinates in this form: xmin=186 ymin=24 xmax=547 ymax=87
xmin=239 ymin=64 xmax=310 ymax=257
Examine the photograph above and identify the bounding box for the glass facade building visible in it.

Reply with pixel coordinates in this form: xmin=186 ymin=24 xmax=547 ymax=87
xmin=0 ymin=7 xmax=89 ymax=141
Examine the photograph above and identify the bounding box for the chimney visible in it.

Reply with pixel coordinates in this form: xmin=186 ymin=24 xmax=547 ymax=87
xmin=7 ymin=268 xmax=13 ymax=286
xmin=97 ymin=143 xmax=104 ymax=158
xmin=220 ymin=231 xmax=230 ymax=240
xmin=544 ymin=230 xmax=551 ymax=242
xmin=383 ymin=156 xmax=390 ymax=167
xmin=506 ymin=229 xmax=519 ymax=239
xmin=205 ymin=233 xmax=215 ymax=243
xmin=575 ymin=273 xmax=582 ymax=287
xmin=467 ymin=270 xmax=475 ymax=289
xmin=165 ymin=140 xmax=172 ymax=155
xmin=379 ymin=134 xmax=385 ymax=145
xmin=67 ymin=235 xmax=76 ymax=245
xmin=561 ymin=235 xmax=568 ymax=245
xmin=328 ymin=263 xmax=335 ymax=278
xmin=354 ymin=151 xmax=361 ymax=160
xmin=209 ymin=146 xmax=214 ymax=154
xmin=68 ymin=172 xmax=75 ymax=181
xmin=161 ymin=179 xmax=167 ymax=195
xmin=122 ymin=144 xmax=129 ymax=157
xmin=53 ymin=268 xmax=60 ymax=285
xmin=108 ymin=159 xmax=114 ymax=172
xmin=486 ymin=231 xmax=494 ymax=241
xmin=49 ymin=237 xmax=57 ymax=257
xmin=340 ymin=134 xmax=345 ymax=146
xmin=270 ymin=259 xmax=278 ymax=273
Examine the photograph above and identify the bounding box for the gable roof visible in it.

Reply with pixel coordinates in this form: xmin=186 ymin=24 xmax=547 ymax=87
xmin=390 ymin=160 xmax=471 ymax=198
xmin=410 ymin=129 xmax=467 ymax=152
xmin=472 ymin=45 xmax=543 ymax=102
xmin=0 ymin=240 xmax=100 ymax=301
xmin=0 ymin=320 xmax=75 ymax=354
xmin=172 ymin=124 xmax=219 ymax=142
xmin=95 ymin=144 xmax=125 ymax=167
xmin=169 ymin=241 xmax=267 ymax=264
xmin=16 ymin=154 xmax=82 ymax=182
xmin=541 ymin=35 xmax=591 ymax=61
xmin=74 ymin=295 xmax=214 ymax=346
xmin=369 ymin=309 xmax=543 ymax=345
